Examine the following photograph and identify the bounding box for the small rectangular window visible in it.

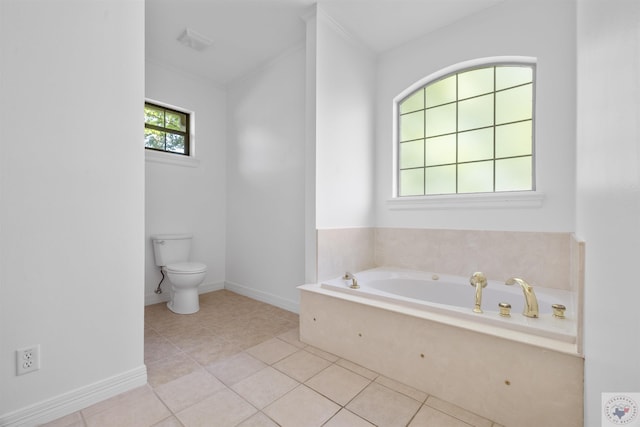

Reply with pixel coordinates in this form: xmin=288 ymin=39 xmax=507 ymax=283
xmin=144 ymin=102 xmax=190 ymax=156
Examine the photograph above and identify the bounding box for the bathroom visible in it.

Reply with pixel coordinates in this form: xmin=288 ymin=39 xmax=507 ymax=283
xmin=1 ymin=1 xmax=639 ymax=426
xmin=142 ymin=0 xmax=622 ymax=424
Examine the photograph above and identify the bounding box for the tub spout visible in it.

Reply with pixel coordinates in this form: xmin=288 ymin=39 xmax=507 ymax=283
xmin=505 ymin=277 xmax=539 ymax=318
xmin=343 ymin=272 xmax=359 ymax=289
xmin=470 ymin=272 xmax=488 ymax=313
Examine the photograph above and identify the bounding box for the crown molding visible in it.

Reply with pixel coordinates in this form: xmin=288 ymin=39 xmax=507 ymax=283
xmin=316 ymin=7 xmax=376 ymax=60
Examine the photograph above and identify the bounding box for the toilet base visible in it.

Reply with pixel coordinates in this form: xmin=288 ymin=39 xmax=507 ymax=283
xmin=167 ymin=287 xmax=200 ymax=314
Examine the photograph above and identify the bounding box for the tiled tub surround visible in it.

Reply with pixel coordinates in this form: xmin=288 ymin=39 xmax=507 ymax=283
xmin=317 ymin=227 xmax=585 ymax=351
xmin=316 ymin=227 xmax=376 ymax=282
xmin=299 ymin=288 xmax=584 ymax=427
xmin=309 ymin=228 xmax=585 ymax=425
xmin=317 ymin=228 xmax=582 ymax=291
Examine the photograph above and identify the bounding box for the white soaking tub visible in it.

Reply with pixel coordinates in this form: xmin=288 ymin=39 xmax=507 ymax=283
xmin=320 ymin=267 xmax=577 ymax=345
xmin=298 ymin=267 xmax=584 ymax=427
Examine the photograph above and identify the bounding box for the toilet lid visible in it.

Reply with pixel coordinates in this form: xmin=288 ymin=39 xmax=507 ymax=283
xmin=164 ymin=262 xmax=207 ymax=274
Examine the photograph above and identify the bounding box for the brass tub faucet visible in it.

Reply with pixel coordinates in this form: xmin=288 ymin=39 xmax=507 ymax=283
xmin=505 ymin=277 xmax=539 ymax=318
xmin=470 ymin=272 xmax=488 ymax=313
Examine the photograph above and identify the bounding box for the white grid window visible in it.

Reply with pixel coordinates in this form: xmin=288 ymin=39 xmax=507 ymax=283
xmin=397 ymin=63 xmax=535 ymax=197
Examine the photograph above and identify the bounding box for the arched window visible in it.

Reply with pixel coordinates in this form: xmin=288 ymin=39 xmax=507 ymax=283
xmin=396 ymin=58 xmax=535 ymax=197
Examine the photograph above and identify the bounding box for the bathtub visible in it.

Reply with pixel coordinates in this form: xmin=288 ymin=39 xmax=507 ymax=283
xmin=320 ymin=267 xmax=577 ymax=347
xmin=298 ymin=267 xmax=584 ymax=426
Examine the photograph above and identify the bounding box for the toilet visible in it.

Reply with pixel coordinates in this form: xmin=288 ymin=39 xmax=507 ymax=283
xmin=151 ymin=234 xmax=207 ymax=314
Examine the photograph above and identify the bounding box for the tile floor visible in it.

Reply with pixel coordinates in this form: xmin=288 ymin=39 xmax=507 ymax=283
xmin=44 ymin=290 xmax=502 ymax=427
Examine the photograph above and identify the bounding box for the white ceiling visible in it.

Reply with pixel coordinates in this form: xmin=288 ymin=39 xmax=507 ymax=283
xmin=145 ymin=0 xmax=504 ymax=85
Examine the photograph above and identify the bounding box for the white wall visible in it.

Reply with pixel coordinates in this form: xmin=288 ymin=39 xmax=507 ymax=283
xmin=144 ymin=61 xmax=227 ymax=304
xmin=304 ymin=10 xmax=318 ymax=283
xmin=225 ymin=46 xmax=307 ymax=311
xmin=375 ymin=0 xmax=577 ymax=232
xmin=0 ymin=0 xmax=145 ymax=423
xmin=315 ymin=8 xmax=376 ymax=229
xmin=576 ymin=1 xmax=640 ymax=425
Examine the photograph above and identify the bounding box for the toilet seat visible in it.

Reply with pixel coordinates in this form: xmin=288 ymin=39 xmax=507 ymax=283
xmin=164 ymin=262 xmax=207 ymax=274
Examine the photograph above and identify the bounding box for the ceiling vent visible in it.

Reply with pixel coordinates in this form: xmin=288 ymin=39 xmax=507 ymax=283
xmin=177 ymin=28 xmax=213 ymax=52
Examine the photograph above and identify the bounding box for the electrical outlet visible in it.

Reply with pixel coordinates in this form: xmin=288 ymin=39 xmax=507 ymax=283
xmin=16 ymin=345 xmax=40 ymax=375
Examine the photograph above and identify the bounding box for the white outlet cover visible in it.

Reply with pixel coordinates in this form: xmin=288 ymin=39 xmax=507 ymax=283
xmin=16 ymin=345 xmax=40 ymax=375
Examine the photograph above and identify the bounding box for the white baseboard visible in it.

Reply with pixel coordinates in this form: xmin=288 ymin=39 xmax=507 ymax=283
xmin=0 ymin=365 xmax=147 ymax=427
xmin=144 ymin=281 xmax=225 ymax=306
xmin=224 ymin=281 xmax=300 ymax=314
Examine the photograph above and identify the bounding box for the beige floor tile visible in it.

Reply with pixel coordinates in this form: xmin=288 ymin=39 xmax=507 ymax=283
xmin=346 ymin=382 xmax=422 ymax=427
xmin=236 ymin=412 xmax=279 ymax=427
xmin=324 ymin=409 xmax=376 ymax=427
xmin=206 ymin=351 xmax=267 ymax=386
xmin=305 ymin=364 xmax=371 ymax=406
xmin=263 ymin=385 xmax=340 ymax=427
xmin=151 ymin=312 xmax=202 ymax=334
xmin=198 ymin=290 xmax=226 ymax=305
xmin=81 ymin=385 xmax=149 ymax=418
xmin=145 ymin=330 xmax=182 ymax=364
xmin=146 ymin=352 xmax=201 ymax=388
xmin=231 ymin=366 xmax=299 ymax=409
xmin=213 ymin=322 xmax=259 ymax=340
xmin=245 ymin=337 xmax=299 ymax=365
xmin=336 ymin=359 xmax=378 ymax=380
xmin=140 ymin=292 xmax=500 ymax=427
xmin=176 ymin=388 xmax=256 ymax=427
xmin=224 ymin=330 xmax=275 ymax=351
xmin=82 ymin=385 xmax=171 ymax=427
xmin=155 ymin=321 xmax=199 ymax=341
xmin=185 ymin=337 xmax=243 ymax=365
xmin=375 ymin=375 xmax=428 ymax=403
xmin=154 ymin=369 xmax=226 ymax=413
xmin=408 ymin=405 xmax=473 ymax=427
xmin=164 ymin=327 xmax=219 ymax=352
xmin=277 ymin=327 xmax=307 ymax=349
xmin=251 ymin=316 xmax=298 ymax=337
xmin=151 ymin=416 xmax=184 ymax=427
xmin=40 ymin=411 xmax=84 ymax=427
xmin=425 ymin=396 xmax=493 ymax=427
xmin=278 ymin=310 xmax=299 ymax=324
xmin=304 ymin=346 xmax=340 ymax=362
xmin=144 ymin=303 xmax=174 ymax=325
xmin=273 ymin=349 xmax=332 ymax=382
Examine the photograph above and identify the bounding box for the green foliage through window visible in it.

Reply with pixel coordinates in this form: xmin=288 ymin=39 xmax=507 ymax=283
xmin=397 ymin=64 xmax=534 ymax=196
xmin=144 ymin=102 xmax=190 ymax=155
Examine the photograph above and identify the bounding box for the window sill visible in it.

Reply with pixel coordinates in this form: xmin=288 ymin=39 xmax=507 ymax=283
xmin=145 ymin=150 xmax=200 ymax=168
xmin=387 ymin=191 xmax=545 ymax=210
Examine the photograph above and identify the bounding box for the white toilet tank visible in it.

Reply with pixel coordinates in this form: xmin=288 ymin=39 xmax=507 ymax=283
xmin=151 ymin=234 xmax=193 ymax=267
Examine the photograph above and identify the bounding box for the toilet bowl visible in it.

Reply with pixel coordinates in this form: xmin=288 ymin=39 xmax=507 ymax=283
xmin=164 ymin=262 xmax=207 ymax=314
xmin=151 ymin=234 xmax=208 ymax=314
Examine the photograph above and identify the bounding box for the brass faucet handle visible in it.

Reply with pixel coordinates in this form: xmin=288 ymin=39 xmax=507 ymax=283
xmin=551 ymin=304 xmax=566 ymax=319
xmin=470 ymin=272 xmax=488 ymax=288
xmin=498 ymin=302 xmax=512 ymax=317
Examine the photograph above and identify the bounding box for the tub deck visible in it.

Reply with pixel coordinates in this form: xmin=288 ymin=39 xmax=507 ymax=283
xmin=298 ymin=280 xmax=584 ymax=427
xmin=319 ymin=267 xmax=578 ymax=353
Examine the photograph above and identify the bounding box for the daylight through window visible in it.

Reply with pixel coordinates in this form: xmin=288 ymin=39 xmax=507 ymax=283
xmin=397 ymin=63 xmax=534 ymax=197
xmin=144 ymin=102 xmax=190 ymax=156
